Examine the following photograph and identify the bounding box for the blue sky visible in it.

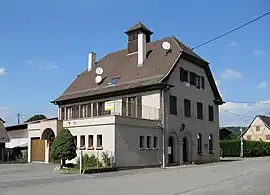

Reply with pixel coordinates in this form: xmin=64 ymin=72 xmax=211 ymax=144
xmin=0 ymin=0 xmax=269 ymax=126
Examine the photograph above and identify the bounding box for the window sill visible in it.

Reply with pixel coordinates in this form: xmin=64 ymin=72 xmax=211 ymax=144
xmin=209 ymin=151 xmax=214 ymax=154
xmin=87 ymin=147 xmax=94 ymax=150
xmin=96 ymin=146 xmax=103 ymax=150
xmin=153 ymin=147 xmax=159 ymax=150
xmin=79 ymin=146 xmax=86 ymax=150
xmin=139 ymin=148 xmax=145 ymax=150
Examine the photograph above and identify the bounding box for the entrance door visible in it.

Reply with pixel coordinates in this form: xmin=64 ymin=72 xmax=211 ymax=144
xmin=31 ymin=138 xmax=45 ymax=162
xmin=168 ymin=136 xmax=174 ymax=164
xmin=183 ymin=137 xmax=188 ymax=163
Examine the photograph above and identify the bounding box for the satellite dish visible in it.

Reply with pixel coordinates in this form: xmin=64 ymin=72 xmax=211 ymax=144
xmin=162 ymin=42 xmax=171 ymax=50
xmin=96 ymin=67 xmax=103 ymax=75
xmin=95 ymin=75 xmax=102 ymax=84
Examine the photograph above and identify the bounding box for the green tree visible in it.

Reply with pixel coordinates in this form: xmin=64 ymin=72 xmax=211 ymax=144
xmin=50 ymin=128 xmax=77 ymax=167
xmin=25 ymin=114 xmax=46 ymax=122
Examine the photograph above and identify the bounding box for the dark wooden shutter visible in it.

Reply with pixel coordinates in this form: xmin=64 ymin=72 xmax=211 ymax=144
xmin=61 ymin=107 xmax=65 ymax=120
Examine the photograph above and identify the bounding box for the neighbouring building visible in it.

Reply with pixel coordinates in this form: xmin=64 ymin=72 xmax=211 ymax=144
xmin=5 ymin=123 xmax=28 ymax=148
xmin=0 ymin=118 xmax=10 ymax=161
xmin=219 ymin=127 xmax=233 ymax=140
xmin=26 ymin=22 xmax=224 ymax=166
xmin=242 ymin=115 xmax=270 ymax=142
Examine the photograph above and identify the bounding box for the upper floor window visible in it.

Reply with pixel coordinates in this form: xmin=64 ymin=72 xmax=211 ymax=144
xmin=169 ymin=95 xmax=177 ymax=115
xmin=180 ymin=67 xmax=188 ymax=82
xmin=201 ymin=76 xmax=205 ymax=89
xmin=80 ymin=104 xmax=87 ymax=118
xmin=128 ymin=97 xmax=137 ymax=117
xmin=190 ymin=72 xmax=197 ymax=86
xmin=184 ymin=99 xmax=191 ymax=117
xmin=66 ymin=107 xmax=72 ymax=120
xmin=256 ymin=126 xmax=260 ymax=131
xmin=208 ymin=105 xmax=214 ymax=121
xmin=153 ymin=136 xmax=158 ymax=148
xmin=80 ymin=135 xmax=85 ymax=148
xmin=197 ymin=102 xmax=203 ymax=119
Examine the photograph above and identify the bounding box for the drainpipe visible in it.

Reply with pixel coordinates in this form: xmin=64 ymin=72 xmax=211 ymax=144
xmin=160 ymin=85 xmax=172 ymax=168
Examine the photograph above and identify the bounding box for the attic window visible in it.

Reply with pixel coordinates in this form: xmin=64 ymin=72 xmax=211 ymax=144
xmin=108 ymin=77 xmax=120 ymax=86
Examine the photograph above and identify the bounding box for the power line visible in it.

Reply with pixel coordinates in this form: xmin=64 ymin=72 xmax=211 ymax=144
xmin=192 ymin=11 xmax=270 ymax=50
xmin=224 ymin=100 xmax=270 ymax=104
xmin=220 ymin=108 xmax=254 ymax=119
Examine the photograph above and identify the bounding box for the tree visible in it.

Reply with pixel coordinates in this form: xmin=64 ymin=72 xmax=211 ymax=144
xmin=25 ymin=114 xmax=46 ymax=122
xmin=50 ymin=128 xmax=77 ymax=168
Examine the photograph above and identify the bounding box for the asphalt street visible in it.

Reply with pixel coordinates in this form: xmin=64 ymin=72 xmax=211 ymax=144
xmin=1 ymin=157 xmax=270 ymax=195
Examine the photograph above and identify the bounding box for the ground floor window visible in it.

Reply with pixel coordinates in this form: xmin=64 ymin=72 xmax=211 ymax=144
xmin=153 ymin=136 xmax=158 ymax=148
xmin=88 ymin=135 xmax=94 ymax=148
xmin=139 ymin=136 xmax=144 ymax=148
xmin=197 ymin=133 xmax=202 ymax=154
xmin=73 ymin=136 xmax=77 ymax=148
xmin=97 ymin=135 xmax=103 ymax=148
xmin=209 ymin=134 xmax=213 ymax=153
xmin=80 ymin=135 xmax=85 ymax=148
xmin=147 ymin=136 xmax=151 ymax=148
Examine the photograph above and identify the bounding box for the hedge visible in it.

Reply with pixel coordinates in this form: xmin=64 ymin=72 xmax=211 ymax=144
xmin=220 ymin=140 xmax=270 ymax=157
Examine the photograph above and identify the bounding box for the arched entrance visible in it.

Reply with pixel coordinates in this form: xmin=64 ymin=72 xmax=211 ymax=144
xmin=168 ymin=136 xmax=175 ymax=164
xmin=183 ymin=137 xmax=188 ymax=163
xmin=41 ymin=128 xmax=55 ymax=162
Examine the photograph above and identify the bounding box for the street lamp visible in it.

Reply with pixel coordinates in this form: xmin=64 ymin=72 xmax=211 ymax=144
xmin=180 ymin=123 xmax=186 ymax=132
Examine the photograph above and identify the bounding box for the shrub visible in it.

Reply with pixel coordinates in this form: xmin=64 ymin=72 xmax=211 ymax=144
xmin=101 ymin=152 xmax=111 ymax=167
xmin=50 ymin=128 xmax=77 ymax=167
xmin=220 ymin=140 xmax=270 ymax=157
xmin=83 ymin=154 xmax=103 ymax=169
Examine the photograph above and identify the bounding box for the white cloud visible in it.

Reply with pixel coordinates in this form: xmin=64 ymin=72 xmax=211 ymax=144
xmin=257 ymin=81 xmax=268 ymax=89
xmin=27 ymin=60 xmax=58 ymax=70
xmin=219 ymin=100 xmax=270 ymax=126
xmin=220 ymin=69 xmax=243 ymax=80
xmin=0 ymin=68 xmax=7 ymax=76
xmin=253 ymin=50 xmax=268 ymax=56
xmin=227 ymin=41 xmax=239 ymax=47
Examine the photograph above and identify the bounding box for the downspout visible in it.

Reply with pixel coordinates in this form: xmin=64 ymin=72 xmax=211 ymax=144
xmin=161 ymin=85 xmax=172 ymax=168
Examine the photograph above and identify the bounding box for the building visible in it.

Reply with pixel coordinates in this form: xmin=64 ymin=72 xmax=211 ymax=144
xmin=5 ymin=123 xmax=28 ymax=149
xmin=0 ymin=118 xmax=10 ymax=161
xmin=242 ymin=115 xmax=270 ymax=142
xmin=219 ymin=128 xmax=233 ymax=140
xmin=27 ymin=22 xmax=223 ymax=166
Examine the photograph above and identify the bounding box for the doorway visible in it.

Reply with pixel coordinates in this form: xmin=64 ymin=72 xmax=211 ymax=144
xmin=168 ymin=136 xmax=175 ymax=164
xmin=183 ymin=137 xmax=188 ymax=163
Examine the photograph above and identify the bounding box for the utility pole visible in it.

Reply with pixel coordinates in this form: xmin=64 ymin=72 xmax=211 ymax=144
xmin=240 ymin=127 xmax=244 ymax=158
xmin=17 ymin=113 xmax=20 ymax=124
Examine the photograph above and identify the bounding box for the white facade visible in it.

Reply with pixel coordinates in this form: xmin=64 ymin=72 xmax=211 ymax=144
xmin=6 ymin=129 xmax=28 ymax=148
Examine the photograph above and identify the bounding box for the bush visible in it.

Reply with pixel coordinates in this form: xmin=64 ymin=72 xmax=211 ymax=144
xmin=101 ymin=152 xmax=111 ymax=167
xmin=83 ymin=154 xmax=103 ymax=169
xmin=220 ymin=140 xmax=270 ymax=157
xmin=50 ymin=128 xmax=77 ymax=167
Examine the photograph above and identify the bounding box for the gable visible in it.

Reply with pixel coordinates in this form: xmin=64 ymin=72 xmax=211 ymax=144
xmin=244 ymin=116 xmax=270 ymax=137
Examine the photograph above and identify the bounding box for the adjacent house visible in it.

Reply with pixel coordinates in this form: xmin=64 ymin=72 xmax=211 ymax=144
xmin=26 ymin=22 xmax=223 ymax=166
xmin=0 ymin=118 xmax=10 ymax=161
xmin=219 ymin=127 xmax=233 ymax=140
xmin=242 ymin=115 xmax=270 ymax=142
xmin=5 ymin=123 xmax=28 ymax=149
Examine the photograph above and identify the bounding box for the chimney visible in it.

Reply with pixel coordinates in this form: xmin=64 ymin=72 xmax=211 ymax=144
xmin=138 ymin=33 xmax=146 ymax=66
xmin=88 ymin=52 xmax=96 ymax=71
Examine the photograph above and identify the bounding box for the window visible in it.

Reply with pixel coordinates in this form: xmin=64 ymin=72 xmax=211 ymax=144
xmin=97 ymin=135 xmax=103 ymax=148
xmin=66 ymin=107 xmax=72 ymax=120
xmin=266 ymin=135 xmax=270 ymax=140
xmin=256 ymin=126 xmax=260 ymax=131
xmin=197 ymin=133 xmax=202 ymax=154
xmin=201 ymin=77 xmax=205 ymax=89
xmin=80 ymin=104 xmax=87 ymax=118
xmin=153 ymin=136 xmax=158 ymax=148
xmin=180 ymin=67 xmax=188 ymax=82
xmin=108 ymin=77 xmax=120 ymax=86
xmin=60 ymin=107 xmax=65 ymax=120
xmin=147 ymin=136 xmax=151 ymax=149
xmin=93 ymin=102 xmax=97 ymax=117
xmin=72 ymin=105 xmax=79 ymax=119
xmin=208 ymin=105 xmax=214 ymax=121
xmin=197 ymin=102 xmax=203 ymax=119
xmin=209 ymin=134 xmax=213 ymax=153
xmin=184 ymin=99 xmax=191 ymax=117
xmin=73 ymin=136 xmax=77 ymax=148
xmin=139 ymin=136 xmax=144 ymax=148
xmin=190 ymin=72 xmax=197 ymax=85
xmin=80 ymin=135 xmax=85 ymax=148
xmin=195 ymin=75 xmax=200 ymax=88
xmin=88 ymin=135 xmax=94 ymax=149
xmin=169 ymin=95 xmax=177 ymax=115
xmin=98 ymin=101 xmax=111 ymax=116
xmin=128 ymin=97 xmax=137 ymax=117
xmin=87 ymin=103 xmax=92 ymax=117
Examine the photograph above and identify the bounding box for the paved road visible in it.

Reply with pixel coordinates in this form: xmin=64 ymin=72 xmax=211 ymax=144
xmin=1 ymin=157 xmax=270 ymax=195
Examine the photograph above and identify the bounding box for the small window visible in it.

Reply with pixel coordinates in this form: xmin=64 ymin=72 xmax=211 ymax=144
xmin=180 ymin=67 xmax=188 ymax=82
xmin=201 ymin=77 xmax=205 ymax=89
xmin=247 ymin=135 xmax=251 ymax=141
xmin=108 ymin=77 xmax=120 ymax=86
xmin=209 ymin=134 xmax=213 ymax=153
xmin=256 ymin=126 xmax=260 ymax=131
xmin=80 ymin=104 xmax=87 ymax=118
xmin=196 ymin=75 xmax=200 ymax=88
xmin=266 ymin=135 xmax=270 ymax=140
xmin=88 ymin=135 xmax=93 ymax=148
xmin=184 ymin=99 xmax=191 ymax=117
xmin=139 ymin=136 xmax=144 ymax=148
xmin=93 ymin=102 xmax=97 ymax=117
xmin=197 ymin=133 xmax=202 ymax=154
xmin=153 ymin=136 xmax=158 ymax=148
xmin=197 ymin=102 xmax=203 ymax=119
xmin=169 ymin=95 xmax=177 ymax=115
xmin=190 ymin=72 xmax=197 ymax=85
xmin=147 ymin=136 xmax=151 ymax=148
xmin=97 ymin=135 xmax=103 ymax=148
xmin=80 ymin=135 xmax=85 ymax=148
xmin=73 ymin=136 xmax=77 ymax=147
xmin=208 ymin=105 xmax=214 ymax=121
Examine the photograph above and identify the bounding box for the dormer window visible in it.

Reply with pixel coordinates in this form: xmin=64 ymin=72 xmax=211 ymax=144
xmin=108 ymin=77 xmax=120 ymax=86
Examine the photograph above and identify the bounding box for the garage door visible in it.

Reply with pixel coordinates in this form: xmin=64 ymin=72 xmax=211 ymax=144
xmin=31 ymin=138 xmax=45 ymax=162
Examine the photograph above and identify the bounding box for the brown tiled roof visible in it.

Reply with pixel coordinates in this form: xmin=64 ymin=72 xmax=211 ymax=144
xmin=125 ymin=22 xmax=153 ymax=34
xmin=52 ymin=36 xmax=223 ymax=105
xmin=259 ymin=115 xmax=270 ymax=128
